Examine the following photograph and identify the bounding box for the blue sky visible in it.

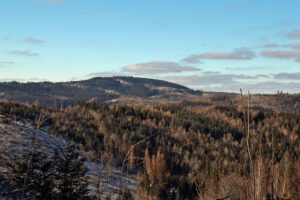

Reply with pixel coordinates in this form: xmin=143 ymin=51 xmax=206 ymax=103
xmin=1 ymin=0 xmax=300 ymax=93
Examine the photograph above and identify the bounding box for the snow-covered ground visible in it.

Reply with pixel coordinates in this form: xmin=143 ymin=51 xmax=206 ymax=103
xmin=0 ymin=116 xmax=136 ymax=199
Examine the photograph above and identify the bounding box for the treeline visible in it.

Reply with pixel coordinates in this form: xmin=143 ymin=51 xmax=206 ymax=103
xmin=0 ymin=100 xmax=300 ymax=199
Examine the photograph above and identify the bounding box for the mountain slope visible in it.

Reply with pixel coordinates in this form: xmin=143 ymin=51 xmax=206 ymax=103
xmin=0 ymin=76 xmax=202 ymax=106
xmin=0 ymin=116 xmax=136 ymax=199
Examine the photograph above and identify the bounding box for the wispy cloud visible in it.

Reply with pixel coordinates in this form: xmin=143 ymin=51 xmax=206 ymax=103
xmin=0 ymin=77 xmax=48 ymax=82
xmin=162 ymin=74 xmax=257 ymax=87
xmin=285 ymin=29 xmax=300 ymax=39
xmin=0 ymin=61 xmax=14 ymax=68
xmin=23 ymin=37 xmax=45 ymax=44
xmin=0 ymin=61 xmax=14 ymax=65
xmin=226 ymin=66 xmax=270 ymax=71
xmin=286 ymin=43 xmax=300 ymax=49
xmin=256 ymin=74 xmax=271 ymax=78
xmin=222 ymin=2 xmax=254 ymax=11
xmin=233 ymin=82 xmax=300 ymax=94
xmin=160 ymin=74 xmax=299 ymax=93
xmin=122 ymin=61 xmax=200 ymax=74
xmin=260 ymin=49 xmax=300 ymax=61
xmin=223 ymin=2 xmax=244 ymax=10
xmin=182 ymin=48 xmax=256 ymax=63
xmin=2 ymin=36 xmax=11 ymax=41
xmin=42 ymin=0 xmax=61 ymax=5
xmin=262 ymin=43 xmax=279 ymax=48
xmin=202 ymin=71 xmax=220 ymax=75
xmin=88 ymin=71 xmax=128 ymax=78
xmin=274 ymin=72 xmax=300 ymax=80
xmin=260 ymin=43 xmax=300 ymax=50
xmin=5 ymin=50 xmax=40 ymax=57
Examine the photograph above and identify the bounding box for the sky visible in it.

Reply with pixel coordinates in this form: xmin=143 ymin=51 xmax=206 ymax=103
xmin=1 ymin=0 xmax=300 ymax=93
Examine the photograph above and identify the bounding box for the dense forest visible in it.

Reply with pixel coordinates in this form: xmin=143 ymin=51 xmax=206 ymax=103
xmin=0 ymin=77 xmax=202 ymax=106
xmin=0 ymin=98 xmax=300 ymax=199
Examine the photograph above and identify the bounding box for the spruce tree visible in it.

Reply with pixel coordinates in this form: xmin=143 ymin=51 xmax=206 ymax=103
xmin=116 ymin=187 xmax=133 ymax=200
xmin=8 ymin=148 xmax=54 ymax=200
xmin=53 ymin=144 xmax=90 ymax=200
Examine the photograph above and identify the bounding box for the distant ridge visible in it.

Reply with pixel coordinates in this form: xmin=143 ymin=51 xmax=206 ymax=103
xmin=0 ymin=76 xmax=202 ymax=106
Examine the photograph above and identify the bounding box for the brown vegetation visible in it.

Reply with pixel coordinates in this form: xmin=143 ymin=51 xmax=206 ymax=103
xmin=0 ymin=98 xmax=300 ymax=199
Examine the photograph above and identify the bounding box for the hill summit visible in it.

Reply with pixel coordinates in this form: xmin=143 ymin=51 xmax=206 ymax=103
xmin=0 ymin=76 xmax=202 ymax=106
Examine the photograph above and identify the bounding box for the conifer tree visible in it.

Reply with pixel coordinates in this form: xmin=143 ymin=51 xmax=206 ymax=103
xmin=8 ymin=148 xmax=53 ymax=200
xmin=53 ymin=144 xmax=90 ymax=200
xmin=116 ymin=187 xmax=133 ymax=200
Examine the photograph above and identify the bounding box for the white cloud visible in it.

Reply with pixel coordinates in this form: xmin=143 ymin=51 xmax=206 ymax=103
xmin=5 ymin=50 xmax=39 ymax=57
xmin=274 ymin=72 xmax=300 ymax=80
xmin=122 ymin=61 xmax=200 ymax=74
xmin=287 ymin=43 xmax=300 ymax=49
xmin=285 ymin=29 xmax=300 ymax=39
xmin=262 ymin=43 xmax=279 ymax=48
xmin=23 ymin=37 xmax=45 ymax=44
xmin=88 ymin=71 xmax=129 ymax=78
xmin=160 ymin=74 xmax=299 ymax=93
xmin=0 ymin=61 xmax=14 ymax=68
xmin=182 ymin=48 xmax=256 ymax=63
xmin=260 ymin=50 xmax=300 ymax=62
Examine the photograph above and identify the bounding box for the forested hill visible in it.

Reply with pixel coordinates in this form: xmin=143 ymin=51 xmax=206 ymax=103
xmin=0 ymin=76 xmax=202 ymax=106
xmin=1 ymin=100 xmax=300 ymax=199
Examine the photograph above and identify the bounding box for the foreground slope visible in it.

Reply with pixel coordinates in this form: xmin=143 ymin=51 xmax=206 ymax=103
xmin=0 ymin=115 xmax=136 ymax=199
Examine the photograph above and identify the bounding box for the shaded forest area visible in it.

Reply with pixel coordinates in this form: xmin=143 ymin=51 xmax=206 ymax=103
xmin=0 ymin=99 xmax=300 ymax=200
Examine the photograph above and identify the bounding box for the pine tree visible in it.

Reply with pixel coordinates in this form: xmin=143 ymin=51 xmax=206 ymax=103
xmin=116 ymin=187 xmax=133 ymax=200
xmin=53 ymin=144 xmax=90 ymax=200
xmin=8 ymin=148 xmax=54 ymax=200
